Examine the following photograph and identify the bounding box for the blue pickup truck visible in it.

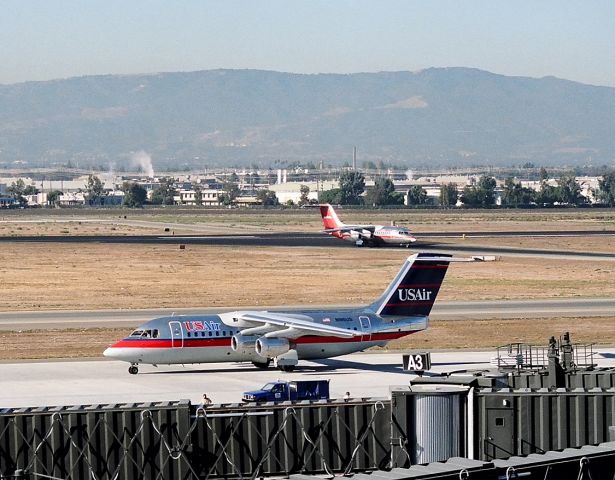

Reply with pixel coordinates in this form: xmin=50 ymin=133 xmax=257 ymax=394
xmin=242 ymin=380 xmax=330 ymax=403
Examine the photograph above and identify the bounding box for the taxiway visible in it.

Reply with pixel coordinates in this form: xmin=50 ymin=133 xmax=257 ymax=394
xmin=3 ymin=350 xmax=615 ymax=409
xmin=1 ymin=297 xmax=614 ymax=331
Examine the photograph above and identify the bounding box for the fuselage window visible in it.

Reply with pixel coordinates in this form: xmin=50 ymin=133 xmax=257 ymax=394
xmin=186 ymin=332 xmax=191 ymax=337
xmin=215 ymin=331 xmax=219 ymax=337
xmin=208 ymin=331 xmax=212 ymax=337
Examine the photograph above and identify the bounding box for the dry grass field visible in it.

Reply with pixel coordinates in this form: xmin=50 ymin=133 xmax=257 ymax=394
xmin=1 ymin=208 xmax=614 ymax=359
xmin=1 ymin=243 xmax=614 ymax=311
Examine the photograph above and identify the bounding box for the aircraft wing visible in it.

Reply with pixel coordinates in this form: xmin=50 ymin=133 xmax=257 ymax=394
xmin=237 ymin=312 xmax=360 ymax=339
xmin=324 ymin=225 xmax=376 ymax=234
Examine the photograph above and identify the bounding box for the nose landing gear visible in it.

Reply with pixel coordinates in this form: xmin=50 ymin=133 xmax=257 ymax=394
xmin=128 ymin=364 xmax=139 ymax=375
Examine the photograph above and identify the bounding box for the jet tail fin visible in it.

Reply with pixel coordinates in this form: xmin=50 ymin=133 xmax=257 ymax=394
xmin=370 ymin=253 xmax=453 ymax=317
xmin=319 ymin=204 xmax=345 ymax=230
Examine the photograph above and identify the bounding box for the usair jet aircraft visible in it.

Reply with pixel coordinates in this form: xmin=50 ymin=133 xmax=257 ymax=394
xmin=320 ymin=204 xmax=416 ymax=247
xmin=104 ymin=253 xmax=452 ymax=374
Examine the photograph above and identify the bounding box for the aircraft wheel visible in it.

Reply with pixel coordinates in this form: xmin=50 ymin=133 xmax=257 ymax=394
xmin=252 ymin=360 xmax=271 ymax=370
xmin=279 ymin=365 xmax=296 ymax=372
xmin=128 ymin=365 xmax=139 ymax=375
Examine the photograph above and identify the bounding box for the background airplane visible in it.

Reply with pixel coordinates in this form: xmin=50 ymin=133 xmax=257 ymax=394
xmin=104 ymin=253 xmax=453 ymax=374
xmin=319 ymin=204 xmax=416 ymax=247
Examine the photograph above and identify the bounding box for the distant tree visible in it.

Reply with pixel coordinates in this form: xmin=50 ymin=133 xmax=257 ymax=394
xmin=536 ymin=182 xmax=558 ymax=206
xmin=122 ymin=182 xmax=147 ymax=207
xmin=338 ymin=171 xmax=365 ymax=205
xmin=406 ymin=185 xmax=428 ymax=206
xmin=84 ymin=175 xmax=104 ymax=205
xmin=389 ymin=191 xmax=405 ymax=205
xmin=556 ymin=173 xmax=584 ymax=205
xmin=194 ymin=184 xmax=203 ymax=206
xmin=298 ymin=185 xmax=310 ymax=206
xmin=461 ymin=176 xmax=496 ymax=207
xmin=8 ymin=179 xmax=39 ymax=205
xmin=151 ymin=178 xmax=177 ymax=205
xmin=365 ymin=177 xmax=400 ymax=206
xmin=501 ymin=177 xmax=535 ymax=207
xmin=256 ymin=189 xmax=279 ymax=206
xmin=285 ymin=199 xmax=295 ymax=206
xmin=318 ymin=188 xmax=342 ymax=204
xmin=229 ymin=172 xmax=239 ymax=183
xmin=362 ymin=160 xmax=378 ymax=170
xmin=598 ymin=170 xmax=615 ymax=206
xmin=539 ymin=167 xmax=549 ymax=182
xmin=47 ymin=190 xmax=63 ymax=206
xmin=219 ymin=181 xmax=239 ymax=206
xmin=439 ymin=183 xmax=459 ymax=208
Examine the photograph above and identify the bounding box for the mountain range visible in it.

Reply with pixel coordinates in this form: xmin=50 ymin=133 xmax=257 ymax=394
xmin=1 ymin=67 xmax=614 ymax=169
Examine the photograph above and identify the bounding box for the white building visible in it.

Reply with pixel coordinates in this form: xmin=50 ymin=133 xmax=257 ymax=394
xmin=268 ymin=181 xmax=338 ymax=204
xmin=174 ymin=189 xmax=221 ymax=206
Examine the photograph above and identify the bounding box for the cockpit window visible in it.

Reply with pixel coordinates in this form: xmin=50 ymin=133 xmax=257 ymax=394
xmin=130 ymin=329 xmax=144 ymax=337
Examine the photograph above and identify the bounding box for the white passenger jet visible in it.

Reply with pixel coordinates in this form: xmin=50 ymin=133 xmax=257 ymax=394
xmin=320 ymin=204 xmax=416 ymax=247
xmin=104 ymin=253 xmax=451 ymax=374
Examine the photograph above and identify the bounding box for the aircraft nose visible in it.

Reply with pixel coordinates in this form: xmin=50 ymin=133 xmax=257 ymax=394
xmin=103 ymin=347 xmax=116 ymax=358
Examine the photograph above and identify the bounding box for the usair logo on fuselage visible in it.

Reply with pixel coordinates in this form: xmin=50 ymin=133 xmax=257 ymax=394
xmin=397 ymin=288 xmax=433 ymax=302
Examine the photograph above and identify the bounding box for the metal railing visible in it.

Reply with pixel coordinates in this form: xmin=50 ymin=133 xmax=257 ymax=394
xmin=0 ymin=399 xmax=391 ymax=480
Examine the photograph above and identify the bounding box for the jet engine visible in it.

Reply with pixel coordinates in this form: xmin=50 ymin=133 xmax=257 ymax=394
xmin=349 ymin=230 xmax=361 ymax=241
xmin=255 ymin=337 xmax=290 ymax=358
xmin=231 ymin=335 xmax=258 ymax=354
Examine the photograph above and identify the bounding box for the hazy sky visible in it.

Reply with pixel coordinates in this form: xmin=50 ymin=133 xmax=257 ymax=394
xmin=2 ymin=0 xmax=615 ymax=86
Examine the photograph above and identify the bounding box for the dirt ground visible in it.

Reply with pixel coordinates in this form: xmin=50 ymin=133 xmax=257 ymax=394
xmin=1 ymin=208 xmax=614 ymax=360
xmin=1 ymin=243 xmax=614 ymax=312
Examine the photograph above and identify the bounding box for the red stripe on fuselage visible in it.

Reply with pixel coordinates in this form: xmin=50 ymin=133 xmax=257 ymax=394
xmin=111 ymin=338 xmax=231 ymax=348
xmin=109 ymin=331 xmax=413 ymax=349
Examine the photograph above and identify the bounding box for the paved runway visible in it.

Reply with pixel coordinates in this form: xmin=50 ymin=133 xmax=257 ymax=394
xmin=1 ymin=297 xmax=614 ymax=331
xmin=3 ymin=349 xmax=615 ymax=409
xmin=2 ymin=231 xmax=614 ymax=260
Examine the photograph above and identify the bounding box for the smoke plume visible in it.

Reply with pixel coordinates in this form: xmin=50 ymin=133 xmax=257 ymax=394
xmin=130 ymin=150 xmax=155 ymax=177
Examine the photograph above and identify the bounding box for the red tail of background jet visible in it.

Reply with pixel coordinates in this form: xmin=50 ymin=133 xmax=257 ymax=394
xmin=319 ymin=204 xmax=346 ymax=238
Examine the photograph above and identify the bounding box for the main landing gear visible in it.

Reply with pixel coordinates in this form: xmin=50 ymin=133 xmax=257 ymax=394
xmin=278 ymin=365 xmax=295 ymax=372
xmin=128 ymin=364 xmax=139 ymax=375
xmin=252 ymin=359 xmax=271 ymax=370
